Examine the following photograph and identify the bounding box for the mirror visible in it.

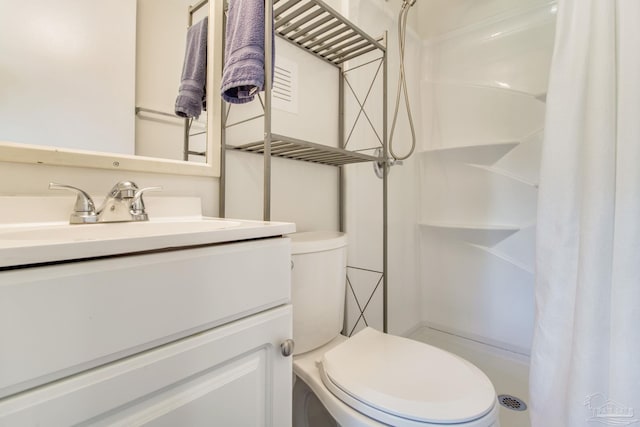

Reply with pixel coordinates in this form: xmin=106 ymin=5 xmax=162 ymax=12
xmin=0 ymin=0 xmax=222 ymax=177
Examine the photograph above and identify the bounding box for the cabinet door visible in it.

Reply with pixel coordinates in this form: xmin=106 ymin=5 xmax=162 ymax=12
xmin=0 ymin=306 xmax=292 ymax=427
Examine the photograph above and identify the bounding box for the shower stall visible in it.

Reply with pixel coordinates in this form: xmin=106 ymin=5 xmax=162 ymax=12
xmin=344 ymin=0 xmax=555 ymax=349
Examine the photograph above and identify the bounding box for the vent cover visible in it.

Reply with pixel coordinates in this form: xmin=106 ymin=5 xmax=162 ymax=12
xmin=273 ymin=55 xmax=298 ymax=114
xmin=498 ymin=394 xmax=528 ymax=411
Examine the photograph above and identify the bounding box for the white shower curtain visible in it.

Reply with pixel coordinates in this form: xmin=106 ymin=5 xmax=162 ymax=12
xmin=530 ymin=1 xmax=640 ymax=426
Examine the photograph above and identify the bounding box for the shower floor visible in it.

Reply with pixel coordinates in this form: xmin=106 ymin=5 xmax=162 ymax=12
xmin=409 ymin=327 xmax=531 ymax=427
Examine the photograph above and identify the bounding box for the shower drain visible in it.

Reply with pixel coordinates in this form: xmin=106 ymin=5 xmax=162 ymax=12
xmin=498 ymin=394 xmax=528 ymax=411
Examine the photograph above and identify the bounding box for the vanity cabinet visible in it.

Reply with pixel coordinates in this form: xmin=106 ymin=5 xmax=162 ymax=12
xmin=0 ymin=237 xmax=293 ymax=426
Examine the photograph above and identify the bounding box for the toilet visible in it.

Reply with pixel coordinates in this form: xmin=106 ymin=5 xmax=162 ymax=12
xmin=289 ymin=231 xmax=500 ymax=427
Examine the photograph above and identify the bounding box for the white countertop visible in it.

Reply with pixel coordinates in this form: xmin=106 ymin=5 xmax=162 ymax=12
xmin=0 ymin=197 xmax=296 ymax=269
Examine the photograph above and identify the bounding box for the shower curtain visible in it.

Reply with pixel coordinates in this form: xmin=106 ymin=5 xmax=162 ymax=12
xmin=530 ymin=1 xmax=640 ymax=426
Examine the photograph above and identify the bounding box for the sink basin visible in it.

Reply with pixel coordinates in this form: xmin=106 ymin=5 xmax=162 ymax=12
xmin=0 ymin=218 xmax=243 ymax=242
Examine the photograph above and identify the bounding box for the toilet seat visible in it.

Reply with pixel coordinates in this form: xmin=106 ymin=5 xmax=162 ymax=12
xmin=294 ymin=328 xmax=498 ymax=427
xmin=320 ymin=328 xmax=496 ymax=426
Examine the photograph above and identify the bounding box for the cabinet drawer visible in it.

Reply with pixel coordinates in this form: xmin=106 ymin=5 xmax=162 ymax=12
xmin=0 ymin=237 xmax=290 ymax=398
xmin=0 ymin=305 xmax=292 ymax=427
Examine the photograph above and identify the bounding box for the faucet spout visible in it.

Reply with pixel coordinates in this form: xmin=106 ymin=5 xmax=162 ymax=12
xmin=96 ymin=181 xmax=161 ymax=223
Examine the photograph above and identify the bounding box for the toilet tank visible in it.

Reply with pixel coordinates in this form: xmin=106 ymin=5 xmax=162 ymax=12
xmin=289 ymin=231 xmax=347 ymax=355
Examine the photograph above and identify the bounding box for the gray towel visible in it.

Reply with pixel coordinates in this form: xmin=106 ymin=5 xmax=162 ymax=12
xmin=221 ymin=0 xmax=274 ymax=104
xmin=175 ymin=17 xmax=208 ymax=118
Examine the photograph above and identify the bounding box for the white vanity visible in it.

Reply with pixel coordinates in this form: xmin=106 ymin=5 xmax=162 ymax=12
xmin=0 ymin=197 xmax=296 ymax=426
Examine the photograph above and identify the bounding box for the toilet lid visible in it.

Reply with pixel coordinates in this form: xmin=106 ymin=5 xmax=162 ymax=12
xmin=321 ymin=328 xmax=496 ymax=425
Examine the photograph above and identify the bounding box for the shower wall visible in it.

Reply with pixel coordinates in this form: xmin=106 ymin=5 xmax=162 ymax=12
xmin=418 ymin=0 xmax=556 ymax=355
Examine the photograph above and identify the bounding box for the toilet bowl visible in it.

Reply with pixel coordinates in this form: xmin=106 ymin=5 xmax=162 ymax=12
xmin=289 ymin=231 xmax=499 ymax=427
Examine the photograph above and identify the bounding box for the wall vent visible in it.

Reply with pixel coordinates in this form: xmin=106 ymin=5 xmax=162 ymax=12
xmin=273 ymin=55 xmax=298 ymax=114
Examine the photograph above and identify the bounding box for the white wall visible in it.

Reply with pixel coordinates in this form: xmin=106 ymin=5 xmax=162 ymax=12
xmin=0 ymin=0 xmax=135 ymax=155
xmin=418 ymin=1 xmax=556 ymax=355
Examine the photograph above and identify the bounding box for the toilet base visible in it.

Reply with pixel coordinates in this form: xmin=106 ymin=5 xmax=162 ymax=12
xmin=293 ymin=379 xmax=338 ymax=427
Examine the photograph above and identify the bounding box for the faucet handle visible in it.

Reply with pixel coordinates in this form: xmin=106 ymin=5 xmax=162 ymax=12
xmin=130 ymin=186 xmax=162 ymax=220
xmin=49 ymin=182 xmax=97 ymax=224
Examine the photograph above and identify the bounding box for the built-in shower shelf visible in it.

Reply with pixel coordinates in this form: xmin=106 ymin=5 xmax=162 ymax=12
xmin=274 ymin=0 xmax=385 ymax=67
xmin=419 ymin=221 xmax=520 ymax=231
xmin=419 ymin=221 xmax=520 ymax=246
xmin=418 ymin=142 xmax=519 ymax=165
xmin=227 ymin=133 xmax=380 ymax=166
xmin=467 ymin=243 xmax=534 ymax=274
xmin=466 ymin=164 xmax=539 ymax=188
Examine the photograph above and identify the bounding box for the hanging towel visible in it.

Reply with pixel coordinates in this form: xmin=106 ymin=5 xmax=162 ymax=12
xmin=175 ymin=17 xmax=208 ymax=118
xmin=221 ymin=0 xmax=274 ymax=104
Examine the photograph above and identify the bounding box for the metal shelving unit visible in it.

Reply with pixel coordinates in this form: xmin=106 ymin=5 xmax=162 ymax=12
xmin=219 ymin=0 xmax=390 ymax=331
xmin=231 ymin=134 xmax=379 ymax=166
xmin=273 ymin=0 xmax=385 ymax=66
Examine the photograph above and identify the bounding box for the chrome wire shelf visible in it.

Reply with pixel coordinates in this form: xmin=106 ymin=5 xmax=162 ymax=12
xmin=273 ymin=0 xmax=385 ymax=67
xmin=228 ymin=134 xmax=379 ymax=166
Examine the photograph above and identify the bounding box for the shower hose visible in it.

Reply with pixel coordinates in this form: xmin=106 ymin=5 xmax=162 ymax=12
xmin=389 ymin=0 xmax=417 ymax=161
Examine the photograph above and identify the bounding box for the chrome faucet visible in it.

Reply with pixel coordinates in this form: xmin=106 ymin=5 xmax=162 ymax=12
xmin=49 ymin=181 xmax=161 ymax=224
xmin=95 ymin=181 xmax=160 ymax=222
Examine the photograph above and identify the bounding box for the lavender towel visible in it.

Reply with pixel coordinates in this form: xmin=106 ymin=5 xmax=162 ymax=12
xmin=175 ymin=17 xmax=208 ymax=118
xmin=221 ymin=0 xmax=274 ymax=104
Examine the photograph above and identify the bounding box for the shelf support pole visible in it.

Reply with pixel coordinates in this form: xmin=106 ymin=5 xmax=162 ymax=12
xmin=218 ymin=0 xmax=227 ymax=217
xmin=263 ymin=0 xmax=274 ymax=221
xmin=382 ymin=31 xmax=389 ymax=333
xmin=339 ymin=64 xmax=345 ymax=233
xmin=339 ymin=63 xmax=348 ymax=336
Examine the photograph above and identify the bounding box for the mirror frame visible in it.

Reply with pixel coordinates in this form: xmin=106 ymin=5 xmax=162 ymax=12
xmin=0 ymin=1 xmax=223 ymax=178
